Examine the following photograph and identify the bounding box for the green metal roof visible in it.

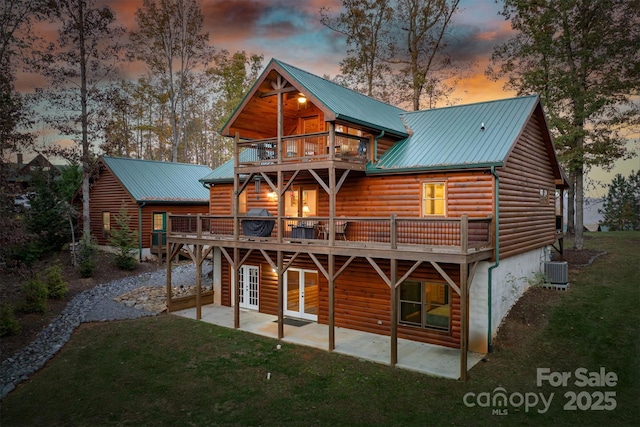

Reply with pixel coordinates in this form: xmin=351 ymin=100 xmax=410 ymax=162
xmin=199 ymin=149 xmax=255 ymax=183
xmin=368 ymin=95 xmax=541 ymax=173
xmin=273 ymin=59 xmax=408 ymax=137
xmin=101 ymin=156 xmax=211 ymax=203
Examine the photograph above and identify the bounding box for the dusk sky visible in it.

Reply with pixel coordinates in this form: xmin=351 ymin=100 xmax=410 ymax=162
xmin=20 ymin=0 xmax=639 ymax=197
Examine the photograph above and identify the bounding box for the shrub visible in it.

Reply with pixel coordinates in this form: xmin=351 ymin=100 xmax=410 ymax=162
xmin=19 ymin=279 xmax=48 ymax=313
xmin=0 ymin=303 xmax=21 ymax=337
xmin=109 ymin=205 xmax=138 ymax=271
xmin=44 ymin=261 xmax=68 ymax=299
xmin=78 ymin=236 xmax=97 ymax=278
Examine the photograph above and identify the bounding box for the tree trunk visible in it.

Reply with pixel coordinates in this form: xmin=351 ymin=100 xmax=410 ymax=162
xmin=574 ymin=166 xmax=584 ymax=250
xmin=567 ymin=170 xmax=575 ymax=237
xmin=78 ymin=0 xmax=91 ymax=239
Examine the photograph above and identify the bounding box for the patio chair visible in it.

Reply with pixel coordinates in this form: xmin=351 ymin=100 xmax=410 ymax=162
xmin=335 ymin=220 xmax=348 ymax=240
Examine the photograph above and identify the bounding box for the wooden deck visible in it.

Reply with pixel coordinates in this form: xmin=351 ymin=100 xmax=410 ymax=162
xmin=166 ymin=214 xmax=494 ymax=263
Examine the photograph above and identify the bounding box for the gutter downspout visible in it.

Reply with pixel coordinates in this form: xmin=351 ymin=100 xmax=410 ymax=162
xmin=138 ymin=202 xmax=145 ymax=261
xmin=487 ymin=166 xmax=500 ymax=353
xmin=373 ymin=130 xmax=385 ymax=162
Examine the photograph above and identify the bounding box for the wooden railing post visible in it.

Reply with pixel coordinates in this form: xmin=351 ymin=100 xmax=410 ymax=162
xmin=390 ymin=214 xmax=397 ymax=250
xmin=197 ymin=214 xmax=202 ymax=238
xmin=461 ymin=214 xmax=469 ymax=254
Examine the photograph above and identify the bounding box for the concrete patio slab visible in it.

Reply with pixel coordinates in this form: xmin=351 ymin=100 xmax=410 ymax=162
xmin=172 ymin=304 xmax=485 ymax=380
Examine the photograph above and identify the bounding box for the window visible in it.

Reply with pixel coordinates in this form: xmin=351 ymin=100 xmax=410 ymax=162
xmin=102 ymin=212 xmax=111 ymax=238
xmin=152 ymin=213 xmax=165 ymax=231
xmin=399 ymin=281 xmax=450 ymax=331
xmin=284 ymin=187 xmax=317 ymax=217
xmin=422 ymin=182 xmax=446 ymax=216
xmin=238 ymin=190 xmax=247 ymax=214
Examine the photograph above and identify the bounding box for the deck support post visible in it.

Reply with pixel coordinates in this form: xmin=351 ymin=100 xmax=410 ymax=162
xmin=233 ymin=247 xmax=240 ymax=329
xmin=277 ymin=250 xmax=284 ymax=339
xmin=390 ymin=259 xmax=398 ymax=366
xmin=460 ymin=262 xmax=469 ymax=381
xmin=196 ymin=244 xmax=202 ymax=320
xmin=328 ymin=253 xmax=335 ymax=351
xmin=166 ymin=243 xmax=172 ymax=312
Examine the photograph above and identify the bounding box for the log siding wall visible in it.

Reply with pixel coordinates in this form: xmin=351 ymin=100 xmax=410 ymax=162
xmin=88 ymin=168 xmax=208 ymax=247
xmin=497 ymin=114 xmax=557 ymax=258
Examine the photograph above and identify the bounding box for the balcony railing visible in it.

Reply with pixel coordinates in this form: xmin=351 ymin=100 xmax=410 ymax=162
xmin=237 ymin=131 xmax=368 ymax=166
xmin=167 ymin=214 xmax=493 ymax=255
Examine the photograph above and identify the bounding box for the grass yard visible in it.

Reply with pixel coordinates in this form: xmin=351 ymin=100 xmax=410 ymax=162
xmin=1 ymin=232 xmax=638 ymax=426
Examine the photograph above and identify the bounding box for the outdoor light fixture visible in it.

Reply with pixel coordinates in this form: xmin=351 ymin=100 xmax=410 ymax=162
xmin=297 ymin=93 xmax=307 ymax=104
xmin=254 ymin=175 xmax=261 ymax=200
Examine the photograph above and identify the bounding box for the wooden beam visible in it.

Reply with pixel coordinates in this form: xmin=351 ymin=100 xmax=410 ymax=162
xmin=259 ymin=249 xmax=277 ymax=272
xmin=260 ymin=85 xmax=297 ymax=98
xmin=328 ymin=253 xmax=335 ymax=351
xmin=282 ymin=252 xmax=301 ymax=273
xmin=280 ymin=170 xmax=300 ymax=195
xmin=366 ymin=257 xmax=391 ymax=287
xmin=334 ymin=256 xmax=356 ymax=280
xmin=220 ymin=246 xmax=234 ymax=266
xmin=196 ymin=244 xmax=202 ymax=320
xmin=468 ymin=261 xmax=479 ymax=291
xmin=233 ymin=247 xmax=240 ymax=329
xmin=277 ymin=250 xmax=284 ymax=339
xmin=390 ymin=259 xmax=398 ymax=366
xmin=309 ymin=169 xmax=330 ymax=194
xmin=239 ymin=248 xmax=254 ymax=268
xmin=430 ymin=261 xmax=461 ymax=295
xmin=335 ymin=169 xmax=350 ymax=193
xmin=460 ymin=262 xmax=469 ymax=381
xmin=166 ymin=241 xmax=173 ymax=312
xmin=309 ymin=253 xmax=329 ymax=281
xmin=394 ymin=260 xmax=423 ymax=288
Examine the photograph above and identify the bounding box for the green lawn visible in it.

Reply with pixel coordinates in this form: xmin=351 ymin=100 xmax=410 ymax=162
xmin=1 ymin=232 xmax=638 ymax=426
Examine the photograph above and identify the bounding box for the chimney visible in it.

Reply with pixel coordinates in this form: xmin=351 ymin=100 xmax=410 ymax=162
xmin=17 ymin=152 xmax=23 ymax=167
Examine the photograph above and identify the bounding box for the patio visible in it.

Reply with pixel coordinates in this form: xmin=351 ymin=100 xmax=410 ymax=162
xmin=172 ymin=304 xmax=485 ymax=380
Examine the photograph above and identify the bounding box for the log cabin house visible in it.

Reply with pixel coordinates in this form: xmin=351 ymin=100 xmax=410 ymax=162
xmin=79 ymin=156 xmax=212 ymax=261
xmin=165 ymin=59 xmax=568 ymax=379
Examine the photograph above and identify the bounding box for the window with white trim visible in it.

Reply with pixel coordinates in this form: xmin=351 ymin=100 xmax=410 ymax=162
xmin=422 ymin=182 xmax=446 ymax=216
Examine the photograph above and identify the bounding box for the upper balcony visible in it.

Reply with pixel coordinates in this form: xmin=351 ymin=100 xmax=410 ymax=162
xmin=236 ymin=131 xmax=369 ymax=173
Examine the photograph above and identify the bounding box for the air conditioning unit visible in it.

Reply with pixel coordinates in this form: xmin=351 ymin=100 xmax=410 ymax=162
xmin=544 ymin=261 xmax=569 ymax=285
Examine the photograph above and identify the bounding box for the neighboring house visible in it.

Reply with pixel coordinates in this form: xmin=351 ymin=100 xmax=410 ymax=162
xmin=166 ymin=59 xmax=568 ymax=378
xmin=77 ymin=156 xmax=212 ymax=261
xmin=6 ymin=153 xmax=62 ymax=192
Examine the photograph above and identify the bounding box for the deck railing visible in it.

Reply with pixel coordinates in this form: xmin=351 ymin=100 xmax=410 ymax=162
xmin=237 ymin=132 xmax=368 ymax=166
xmin=167 ymin=214 xmax=492 ymax=254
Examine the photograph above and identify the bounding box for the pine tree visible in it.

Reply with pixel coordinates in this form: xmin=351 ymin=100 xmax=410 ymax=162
xmin=108 ymin=204 xmax=138 ymax=270
xmin=600 ymin=171 xmax=640 ymax=231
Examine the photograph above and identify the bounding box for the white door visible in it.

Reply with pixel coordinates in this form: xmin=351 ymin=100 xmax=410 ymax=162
xmin=238 ymin=265 xmax=259 ymax=310
xmin=284 ymin=269 xmax=318 ymax=321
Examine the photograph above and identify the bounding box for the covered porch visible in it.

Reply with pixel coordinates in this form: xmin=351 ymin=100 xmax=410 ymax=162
xmin=172 ymin=304 xmax=485 ymax=380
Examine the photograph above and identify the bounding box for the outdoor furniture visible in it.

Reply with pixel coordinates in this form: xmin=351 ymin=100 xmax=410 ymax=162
xmin=290 ymin=222 xmax=317 ymax=239
xmin=318 ymin=221 xmax=348 ymax=240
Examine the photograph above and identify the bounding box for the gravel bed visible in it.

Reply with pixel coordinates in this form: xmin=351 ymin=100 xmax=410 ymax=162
xmin=1 ymin=263 xmax=198 ymax=400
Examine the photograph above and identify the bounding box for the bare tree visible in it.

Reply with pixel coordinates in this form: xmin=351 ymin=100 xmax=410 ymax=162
xmin=321 ymin=0 xmax=394 ymax=100
xmin=30 ymin=0 xmax=124 ymax=238
xmin=130 ymin=0 xmax=211 ymax=162
xmin=321 ymin=0 xmax=461 ymax=110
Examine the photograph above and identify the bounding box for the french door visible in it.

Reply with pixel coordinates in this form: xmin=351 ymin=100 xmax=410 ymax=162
xmin=284 ymin=269 xmax=318 ymax=321
xmin=238 ymin=265 xmax=259 ymax=310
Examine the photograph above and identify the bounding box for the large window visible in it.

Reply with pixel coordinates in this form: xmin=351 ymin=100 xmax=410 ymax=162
xmin=284 ymin=187 xmax=317 ymax=217
xmin=422 ymin=182 xmax=446 ymax=216
xmin=102 ymin=212 xmax=111 ymax=238
xmin=399 ymin=281 xmax=450 ymax=331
